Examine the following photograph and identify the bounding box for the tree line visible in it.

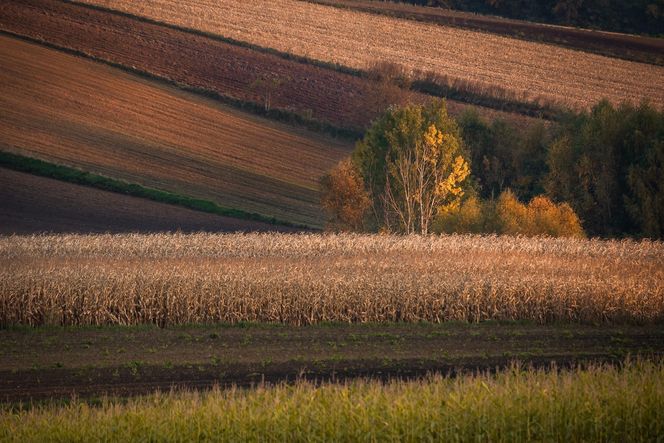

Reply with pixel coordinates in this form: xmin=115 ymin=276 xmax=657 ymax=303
xmin=321 ymin=99 xmax=663 ymax=238
xmin=381 ymin=0 xmax=664 ymax=36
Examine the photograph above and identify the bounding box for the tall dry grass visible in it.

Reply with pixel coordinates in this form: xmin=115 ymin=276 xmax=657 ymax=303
xmin=1 ymin=233 xmax=663 ymax=326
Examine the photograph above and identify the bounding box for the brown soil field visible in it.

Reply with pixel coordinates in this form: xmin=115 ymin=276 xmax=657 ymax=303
xmin=0 ymin=35 xmax=353 ymax=227
xmin=79 ymin=0 xmax=664 ymax=110
xmin=306 ymin=0 xmax=664 ymax=66
xmin=2 ymin=323 xmax=661 ymax=402
xmin=0 ymin=0 xmax=537 ymax=133
xmin=0 ymin=168 xmax=297 ymax=235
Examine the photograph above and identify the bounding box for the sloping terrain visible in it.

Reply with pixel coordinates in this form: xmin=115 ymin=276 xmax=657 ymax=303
xmin=0 ymin=0 xmax=537 ymax=132
xmin=80 ymin=0 xmax=664 ymax=110
xmin=305 ymin=0 xmax=664 ymax=65
xmin=0 ymin=168 xmax=296 ymax=234
xmin=0 ymin=35 xmax=352 ymax=227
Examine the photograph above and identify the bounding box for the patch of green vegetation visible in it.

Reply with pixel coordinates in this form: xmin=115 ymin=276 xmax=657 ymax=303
xmin=0 ymin=151 xmax=307 ymax=229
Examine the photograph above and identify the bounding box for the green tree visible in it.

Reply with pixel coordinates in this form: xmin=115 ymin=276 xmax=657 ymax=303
xmin=545 ymin=100 xmax=664 ymax=238
xmin=352 ymin=100 xmax=470 ymax=234
xmin=458 ymin=110 xmax=547 ymax=201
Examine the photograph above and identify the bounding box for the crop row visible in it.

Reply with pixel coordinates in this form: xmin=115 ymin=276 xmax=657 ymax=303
xmin=2 ymin=233 xmax=662 ymax=326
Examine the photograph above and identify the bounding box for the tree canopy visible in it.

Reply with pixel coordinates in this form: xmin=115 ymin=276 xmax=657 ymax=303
xmin=351 ymin=100 xmax=470 ymax=234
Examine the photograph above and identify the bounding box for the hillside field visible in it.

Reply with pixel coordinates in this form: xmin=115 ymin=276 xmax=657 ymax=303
xmin=305 ymin=0 xmax=664 ymax=65
xmin=0 ymin=0 xmax=538 ymax=132
xmin=79 ymin=0 xmax=664 ymax=110
xmin=0 ymin=168 xmax=296 ymax=234
xmin=1 ymin=0 xmax=662 ymax=438
xmin=0 ymin=35 xmax=352 ymax=227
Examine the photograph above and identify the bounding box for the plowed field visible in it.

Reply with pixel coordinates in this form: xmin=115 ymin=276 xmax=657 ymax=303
xmin=0 ymin=0 xmax=536 ymax=132
xmin=0 ymin=35 xmax=352 ymax=227
xmin=306 ymin=0 xmax=664 ymax=65
xmin=79 ymin=0 xmax=664 ymax=110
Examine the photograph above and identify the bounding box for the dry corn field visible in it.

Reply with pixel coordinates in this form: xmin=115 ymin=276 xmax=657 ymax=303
xmin=2 ymin=233 xmax=663 ymax=327
xmin=80 ymin=0 xmax=664 ymax=110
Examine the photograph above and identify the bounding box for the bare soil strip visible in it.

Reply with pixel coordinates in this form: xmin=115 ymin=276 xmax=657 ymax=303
xmin=305 ymin=0 xmax=664 ymax=66
xmin=0 ymin=0 xmax=536 ymax=132
xmin=77 ymin=0 xmax=664 ymax=110
xmin=1 ymin=323 xmax=661 ymax=402
xmin=0 ymin=35 xmax=352 ymax=227
xmin=0 ymin=168 xmax=298 ymax=235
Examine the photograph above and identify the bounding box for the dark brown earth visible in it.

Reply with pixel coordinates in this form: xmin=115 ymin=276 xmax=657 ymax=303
xmin=307 ymin=0 xmax=664 ymax=66
xmin=2 ymin=322 xmax=662 ymax=402
xmin=0 ymin=0 xmax=539 ymax=132
xmin=0 ymin=168 xmax=297 ymax=234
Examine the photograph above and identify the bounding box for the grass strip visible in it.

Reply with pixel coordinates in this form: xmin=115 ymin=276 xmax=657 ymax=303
xmin=0 ymin=151 xmax=309 ymax=229
xmin=410 ymin=77 xmax=566 ymax=120
xmin=1 ymin=360 xmax=662 ymax=441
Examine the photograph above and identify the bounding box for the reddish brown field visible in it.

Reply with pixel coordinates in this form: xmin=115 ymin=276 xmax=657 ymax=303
xmin=306 ymin=0 xmax=664 ymax=65
xmin=0 ymin=35 xmax=352 ymax=227
xmin=0 ymin=168 xmax=297 ymax=235
xmin=0 ymin=0 xmax=539 ymax=131
xmin=80 ymin=0 xmax=664 ymax=110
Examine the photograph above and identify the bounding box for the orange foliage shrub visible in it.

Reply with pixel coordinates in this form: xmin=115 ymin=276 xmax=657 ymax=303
xmin=435 ymin=191 xmax=585 ymax=238
xmin=496 ymin=190 xmax=585 ymax=238
xmin=320 ymin=159 xmax=371 ymax=232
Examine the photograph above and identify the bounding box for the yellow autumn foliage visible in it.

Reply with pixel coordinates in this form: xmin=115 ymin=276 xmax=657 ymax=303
xmin=497 ymin=190 xmax=585 ymax=238
xmin=435 ymin=190 xmax=585 ymax=238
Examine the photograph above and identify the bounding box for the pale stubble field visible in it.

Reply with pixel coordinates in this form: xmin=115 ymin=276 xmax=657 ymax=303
xmin=80 ymin=0 xmax=664 ymax=110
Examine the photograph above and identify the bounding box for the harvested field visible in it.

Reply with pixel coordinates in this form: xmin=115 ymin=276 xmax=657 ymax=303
xmin=0 ymin=0 xmax=537 ymax=131
xmin=0 ymin=35 xmax=352 ymax=227
xmin=306 ymin=0 xmax=664 ymax=66
xmin=0 ymin=168 xmax=296 ymax=235
xmin=80 ymin=0 xmax=664 ymax=110
xmin=2 ymin=233 xmax=663 ymax=327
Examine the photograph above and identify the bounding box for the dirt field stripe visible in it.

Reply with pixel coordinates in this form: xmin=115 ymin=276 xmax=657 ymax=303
xmin=0 ymin=35 xmax=352 ymax=226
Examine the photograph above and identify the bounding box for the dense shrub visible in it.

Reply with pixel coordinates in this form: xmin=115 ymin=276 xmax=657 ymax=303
xmin=434 ymin=191 xmax=585 ymax=238
xmin=496 ymin=191 xmax=585 ymax=238
xmin=320 ymin=159 xmax=371 ymax=232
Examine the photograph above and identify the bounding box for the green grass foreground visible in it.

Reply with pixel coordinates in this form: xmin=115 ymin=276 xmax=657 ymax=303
xmin=2 ymin=360 xmax=662 ymax=442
